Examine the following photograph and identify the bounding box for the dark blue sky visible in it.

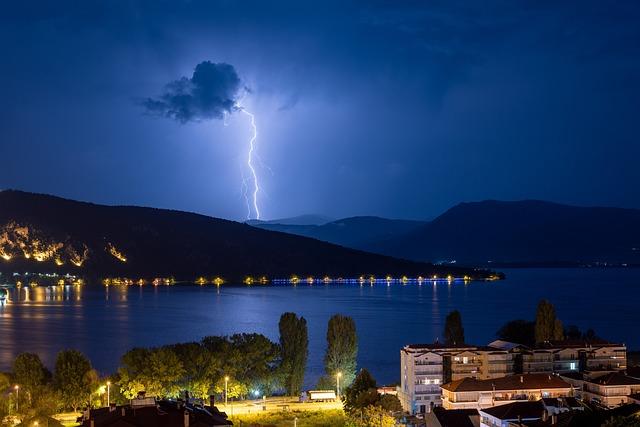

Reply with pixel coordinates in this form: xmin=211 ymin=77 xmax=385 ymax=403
xmin=1 ymin=1 xmax=639 ymax=220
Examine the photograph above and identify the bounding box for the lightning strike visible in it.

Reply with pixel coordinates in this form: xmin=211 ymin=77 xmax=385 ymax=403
xmin=238 ymin=106 xmax=261 ymax=220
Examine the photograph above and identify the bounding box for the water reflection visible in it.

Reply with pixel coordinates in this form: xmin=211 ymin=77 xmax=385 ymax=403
xmin=0 ymin=269 xmax=639 ymax=387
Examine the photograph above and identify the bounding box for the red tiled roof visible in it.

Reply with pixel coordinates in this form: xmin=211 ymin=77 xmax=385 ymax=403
xmin=480 ymin=401 xmax=544 ymax=420
xmin=442 ymin=374 xmax=570 ymax=392
xmin=587 ymin=372 xmax=640 ymax=386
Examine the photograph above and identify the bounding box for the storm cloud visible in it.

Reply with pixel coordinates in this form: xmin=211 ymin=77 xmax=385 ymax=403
xmin=143 ymin=61 xmax=244 ymax=123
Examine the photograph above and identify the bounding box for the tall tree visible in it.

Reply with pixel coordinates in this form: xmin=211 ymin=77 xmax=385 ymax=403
xmin=496 ymin=319 xmax=535 ymax=346
xmin=343 ymin=368 xmax=377 ymax=413
xmin=279 ymin=312 xmax=308 ymax=396
xmin=13 ymin=353 xmax=49 ymax=396
xmin=444 ymin=310 xmax=465 ymax=345
xmin=535 ymin=300 xmax=564 ymax=343
xmin=53 ymin=350 xmax=94 ymax=411
xmin=323 ymin=314 xmax=358 ymax=388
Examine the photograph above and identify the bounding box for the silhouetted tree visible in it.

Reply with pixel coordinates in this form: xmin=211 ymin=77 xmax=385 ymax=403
xmin=496 ymin=319 xmax=535 ymax=346
xmin=13 ymin=353 xmax=49 ymax=397
xmin=535 ymin=300 xmax=564 ymax=343
xmin=279 ymin=312 xmax=308 ymax=396
xmin=344 ymin=369 xmax=377 ymax=413
xmin=444 ymin=310 xmax=465 ymax=345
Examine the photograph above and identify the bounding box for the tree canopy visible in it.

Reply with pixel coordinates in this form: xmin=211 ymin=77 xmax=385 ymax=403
xmin=535 ymin=299 xmax=564 ymax=343
xmin=444 ymin=310 xmax=465 ymax=345
xmin=13 ymin=352 xmax=49 ymax=395
xmin=323 ymin=314 xmax=358 ymax=388
xmin=279 ymin=312 xmax=308 ymax=396
xmin=53 ymin=350 xmax=95 ymax=411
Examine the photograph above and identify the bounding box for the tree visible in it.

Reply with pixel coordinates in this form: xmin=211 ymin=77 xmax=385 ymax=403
xmin=13 ymin=353 xmax=49 ymax=397
xmin=323 ymin=314 xmax=358 ymax=388
xmin=53 ymin=350 xmax=93 ymax=411
xmin=279 ymin=312 xmax=308 ymax=396
xmin=603 ymin=415 xmax=640 ymax=427
xmin=346 ymin=405 xmax=395 ymax=427
xmin=0 ymin=372 xmax=11 ymax=420
xmin=496 ymin=319 xmax=535 ymax=346
xmin=379 ymin=394 xmax=402 ymax=412
xmin=535 ymin=300 xmax=564 ymax=343
xmin=119 ymin=347 xmax=185 ymax=399
xmin=343 ymin=369 xmax=377 ymax=413
xmin=170 ymin=342 xmax=218 ymax=399
xmin=444 ymin=310 xmax=465 ymax=345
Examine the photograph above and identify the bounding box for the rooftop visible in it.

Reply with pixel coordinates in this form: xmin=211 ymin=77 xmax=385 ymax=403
xmin=534 ymin=339 xmax=624 ymax=350
xmin=586 ymin=372 xmax=640 ymax=386
xmin=442 ymin=374 xmax=570 ymax=392
xmin=80 ymin=400 xmax=232 ymax=427
xmin=480 ymin=401 xmax=545 ymax=420
xmin=432 ymin=407 xmax=477 ymax=427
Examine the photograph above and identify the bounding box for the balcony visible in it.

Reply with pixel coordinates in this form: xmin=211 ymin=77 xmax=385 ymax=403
xmin=415 ymin=361 xmax=441 ymax=366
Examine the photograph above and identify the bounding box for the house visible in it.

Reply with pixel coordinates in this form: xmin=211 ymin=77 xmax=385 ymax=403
xmin=478 ymin=401 xmax=545 ymax=427
xmin=79 ymin=397 xmax=233 ymax=427
xmin=441 ymin=374 xmax=572 ymax=410
xmin=581 ymin=372 xmax=640 ymax=408
xmin=424 ymin=406 xmax=479 ymax=427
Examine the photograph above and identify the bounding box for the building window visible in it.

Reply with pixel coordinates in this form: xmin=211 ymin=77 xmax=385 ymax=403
xmin=570 ymin=362 xmax=576 ymax=370
xmin=463 ymin=357 xmax=469 ymax=364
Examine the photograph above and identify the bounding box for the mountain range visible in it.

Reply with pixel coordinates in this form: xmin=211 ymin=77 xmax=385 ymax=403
xmin=250 ymin=200 xmax=640 ymax=266
xmin=0 ymin=190 xmax=492 ymax=280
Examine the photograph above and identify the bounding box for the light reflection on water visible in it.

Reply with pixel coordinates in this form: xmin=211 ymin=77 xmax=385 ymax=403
xmin=1 ymin=268 xmax=639 ymax=387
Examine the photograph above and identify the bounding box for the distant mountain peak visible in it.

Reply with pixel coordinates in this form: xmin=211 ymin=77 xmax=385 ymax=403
xmin=247 ymin=214 xmax=335 ymax=226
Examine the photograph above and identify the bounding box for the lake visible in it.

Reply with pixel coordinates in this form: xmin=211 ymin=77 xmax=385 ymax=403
xmin=0 ymin=268 xmax=638 ymax=387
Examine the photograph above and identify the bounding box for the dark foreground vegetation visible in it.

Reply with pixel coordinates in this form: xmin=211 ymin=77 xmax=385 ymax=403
xmin=0 ymin=312 xmax=400 ymax=426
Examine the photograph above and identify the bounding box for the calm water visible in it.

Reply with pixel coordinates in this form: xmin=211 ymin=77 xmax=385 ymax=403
xmin=0 ymin=268 xmax=638 ymax=387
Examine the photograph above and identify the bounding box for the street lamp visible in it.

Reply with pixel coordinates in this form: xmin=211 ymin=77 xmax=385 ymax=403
xmin=336 ymin=372 xmax=342 ymax=399
xmin=14 ymin=385 xmax=19 ymax=412
xmin=106 ymin=381 xmax=111 ymax=407
xmin=224 ymin=376 xmax=229 ymax=407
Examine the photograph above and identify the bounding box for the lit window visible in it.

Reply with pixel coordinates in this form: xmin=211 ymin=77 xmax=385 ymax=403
xmin=463 ymin=357 xmax=469 ymax=364
xmin=570 ymin=362 xmax=576 ymax=370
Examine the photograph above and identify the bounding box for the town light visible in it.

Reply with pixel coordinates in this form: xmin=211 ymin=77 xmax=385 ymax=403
xmin=106 ymin=381 xmax=111 ymax=407
xmin=336 ymin=372 xmax=342 ymax=398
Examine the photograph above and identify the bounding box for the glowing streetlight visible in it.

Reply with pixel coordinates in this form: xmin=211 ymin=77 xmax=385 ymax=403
xmin=224 ymin=376 xmax=229 ymax=407
xmin=14 ymin=385 xmax=19 ymax=412
xmin=106 ymin=381 xmax=111 ymax=407
xmin=336 ymin=372 xmax=342 ymax=399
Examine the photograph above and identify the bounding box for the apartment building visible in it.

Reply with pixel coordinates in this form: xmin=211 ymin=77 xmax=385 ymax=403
xmin=489 ymin=340 xmax=627 ymax=374
xmin=400 ymin=339 xmax=626 ymax=414
xmin=441 ymin=374 xmax=572 ymax=410
xmin=560 ymin=372 xmax=640 ymax=408
xmin=399 ymin=343 xmax=513 ymax=413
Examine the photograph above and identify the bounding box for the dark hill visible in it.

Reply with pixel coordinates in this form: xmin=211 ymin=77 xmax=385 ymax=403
xmin=250 ymin=216 xmax=426 ymax=250
xmin=368 ymin=200 xmax=640 ymax=264
xmin=0 ymin=190 xmax=493 ymax=280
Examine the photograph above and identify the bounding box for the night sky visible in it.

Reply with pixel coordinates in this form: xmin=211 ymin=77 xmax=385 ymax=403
xmin=1 ymin=1 xmax=639 ymax=221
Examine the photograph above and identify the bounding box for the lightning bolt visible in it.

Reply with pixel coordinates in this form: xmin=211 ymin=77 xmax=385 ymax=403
xmin=238 ymin=106 xmax=261 ymax=220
